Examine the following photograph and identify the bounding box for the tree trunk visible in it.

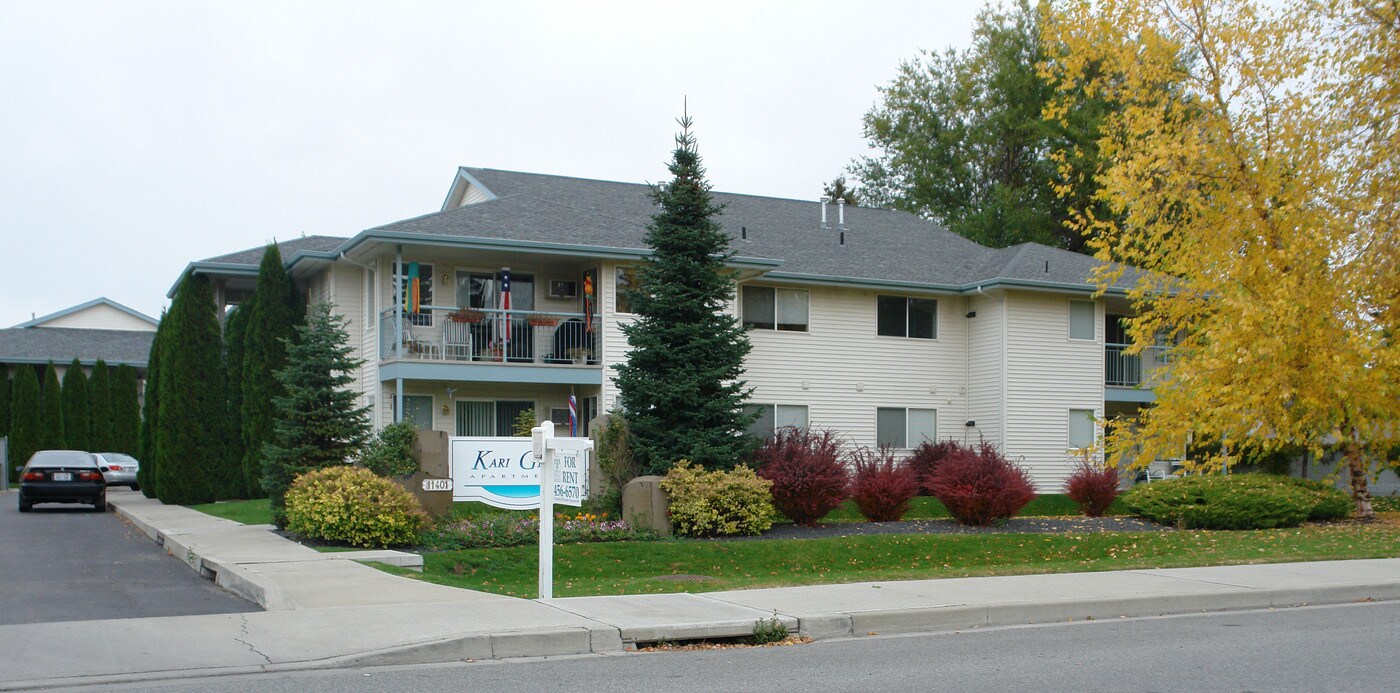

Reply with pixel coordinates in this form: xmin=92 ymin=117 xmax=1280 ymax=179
xmin=1345 ymin=442 xmax=1375 ymax=521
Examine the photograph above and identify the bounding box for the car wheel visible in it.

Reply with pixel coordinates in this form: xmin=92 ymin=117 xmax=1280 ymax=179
xmin=18 ymin=496 xmax=31 ymax=513
xmin=130 ymin=483 xmax=141 ymax=491
xmin=93 ymin=497 xmax=107 ymax=512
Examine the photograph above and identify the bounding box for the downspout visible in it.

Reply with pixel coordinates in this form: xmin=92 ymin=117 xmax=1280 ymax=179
xmin=394 ymin=245 xmax=404 ymax=424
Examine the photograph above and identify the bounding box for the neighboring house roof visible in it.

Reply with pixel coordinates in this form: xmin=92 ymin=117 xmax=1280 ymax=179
xmin=0 ymin=327 xmax=154 ymax=368
xmin=14 ymin=297 xmax=159 ymax=330
xmin=189 ymin=167 xmax=1145 ymax=295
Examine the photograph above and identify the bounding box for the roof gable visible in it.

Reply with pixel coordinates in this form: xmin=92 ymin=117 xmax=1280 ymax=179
xmin=15 ymin=298 xmax=158 ymax=331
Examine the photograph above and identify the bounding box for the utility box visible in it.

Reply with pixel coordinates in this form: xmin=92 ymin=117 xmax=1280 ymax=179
xmin=622 ymin=475 xmax=671 ymax=537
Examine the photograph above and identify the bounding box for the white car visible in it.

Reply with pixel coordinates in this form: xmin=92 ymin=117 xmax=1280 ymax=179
xmin=94 ymin=452 xmax=141 ymax=490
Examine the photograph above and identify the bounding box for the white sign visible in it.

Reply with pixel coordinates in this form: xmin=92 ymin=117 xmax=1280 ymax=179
xmin=551 ymin=450 xmax=585 ymax=507
xmin=447 ymin=436 xmax=589 ymax=510
xmin=421 ymin=478 xmax=452 ymax=492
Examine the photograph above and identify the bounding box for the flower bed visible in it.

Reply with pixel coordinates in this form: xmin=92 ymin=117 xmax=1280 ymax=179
xmin=420 ymin=512 xmax=655 ymax=550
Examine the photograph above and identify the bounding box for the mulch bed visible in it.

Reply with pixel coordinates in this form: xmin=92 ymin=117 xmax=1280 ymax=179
xmin=710 ymin=516 xmax=1170 ymax=542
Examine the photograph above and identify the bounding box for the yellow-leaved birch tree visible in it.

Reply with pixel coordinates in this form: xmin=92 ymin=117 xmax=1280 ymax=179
xmin=1042 ymin=0 xmax=1399 ymax=517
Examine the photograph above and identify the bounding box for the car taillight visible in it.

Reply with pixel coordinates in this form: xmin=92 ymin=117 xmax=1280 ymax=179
xmin=106 ymin=465 xmax=123 ymax=471
xmin=22 ymin=471 xmax=45 ymax=481
xmin=78 ymin=471 xmax=103 ymax=481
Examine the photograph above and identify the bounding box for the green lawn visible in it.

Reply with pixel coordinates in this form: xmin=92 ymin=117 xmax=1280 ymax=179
xmin=819 ymin=494 xmax=1129 ymax=522
xmin=188 ymin=498 xmax=272 ymax=525
xmin=376 ymin=515 xmax=1400 ymax=598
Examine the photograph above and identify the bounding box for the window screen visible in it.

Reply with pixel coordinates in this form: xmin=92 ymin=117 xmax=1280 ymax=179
xmin=1070 ymin=300 xmax=1095 ymax=340
xmin=1069 ymin=409 xmax=1096 ymax=449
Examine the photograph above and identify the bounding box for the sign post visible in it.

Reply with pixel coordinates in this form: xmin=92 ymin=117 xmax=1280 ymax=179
xmin=530 ymin=421 xmax=593 ymax=599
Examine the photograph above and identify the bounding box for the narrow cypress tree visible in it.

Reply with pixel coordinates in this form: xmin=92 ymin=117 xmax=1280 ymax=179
xmin=137 ymin=312 xmax=167 ymax=497
xmin=61 ymin=359 xmax=91 ymax=451
xmin=614 ymin=116 xmax=755 ymax=473
xmin=111 ymin=365 xmax=141 ymax=456
xmin=263 ymin=303 xmax=370 ymax=527
xmin=8 ymin=367 xmax=40 ymax=480
xmin=223 ymin=305 xmax=250 ymax=496
xmin=39 ymin=362 xmax=65 ymax=450
xmin=0 ymin=366 xmax=11 ymax=439
xmin=242 ymin=244 xmax=297 ymax=498
xmin=88 ymin=360 xmax=113 ymax=452
xmin=156 ymin=273 xmax=234 ymax=505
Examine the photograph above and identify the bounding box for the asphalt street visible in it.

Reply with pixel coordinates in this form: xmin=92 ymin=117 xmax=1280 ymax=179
xmin=99 ymin=601 xmax=1400 ymax=693
xmin=0 ymin=490 xmax=258 ymax=625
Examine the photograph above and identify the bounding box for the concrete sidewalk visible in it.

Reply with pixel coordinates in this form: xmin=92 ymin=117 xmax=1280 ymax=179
xmin=3 ymin=492 xmax=1399 ymax=690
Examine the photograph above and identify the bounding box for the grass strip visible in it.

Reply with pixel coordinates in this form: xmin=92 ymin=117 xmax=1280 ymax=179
xmin=187 ymin=498 xmax=272 ymax=525
xmin=383 ymin=516 xmax=1400 ymax=598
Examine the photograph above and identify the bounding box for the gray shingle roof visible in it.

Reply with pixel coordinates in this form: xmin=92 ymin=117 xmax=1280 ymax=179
xmin=197 ymin=168 xmax=1139 ymax=293
xmin=0 ymin=327 xmax=154 ymax=368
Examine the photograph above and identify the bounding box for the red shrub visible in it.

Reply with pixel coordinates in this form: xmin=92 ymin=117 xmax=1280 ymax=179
xmin=1064 ymin=460 xmax=1121 ymax=517
xmin=908 ymin=439 xmax=970 ymax=495
xmin=925 ymin=441 xmax=1036 ymax=525
xmin=754 ymin=428 xmax=849 ymax=526
xmin=848 ymin=446 xmax=919 ymax=522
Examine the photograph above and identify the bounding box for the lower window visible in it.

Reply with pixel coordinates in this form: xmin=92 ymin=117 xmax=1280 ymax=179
xmin=396 ymin=395 xmax=434 ymax=430
xmin=744 ymin=403 xmax=809 ymax=440
xmin=456 ymin=400 xmax=535 ymax=436
xmin=875 ymin=407 xmax=936 ymax=449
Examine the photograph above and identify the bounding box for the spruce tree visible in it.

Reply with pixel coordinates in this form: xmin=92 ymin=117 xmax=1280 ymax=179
xmin=39 ymin=362 xmax=64 ymax=450
xmin=241 ymin=243 xmax=297 ymax=498
xmin=614 ymin=116 xmax=755 ymax=473
xmin=137 ymin=312 xmax=167 ymax=497
xmin=111 ymin=365 xmax=141 ymax=456
xmin=223 ymin=305 xmax=250 ymax=495
xmin=263 ymin=303 xmax=369 ymax=527
xmin=0 ymin=366 xmax=10 ymax=439
xmin=156 ymin=273 xmax=235 ymax=504
xmin=87 ymin=360 xmax=113 ymax=452
xmin=60 ymin=359 xmax=90 ymax=451
xmin=8 ymin=367 xmax=40 ymax=481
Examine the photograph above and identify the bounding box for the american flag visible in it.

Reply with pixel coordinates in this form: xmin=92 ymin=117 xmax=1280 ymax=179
xmin=568 ymin=394 xmax=577 ymax=436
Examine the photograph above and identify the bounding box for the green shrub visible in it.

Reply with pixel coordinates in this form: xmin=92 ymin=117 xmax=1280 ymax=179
xmin=360 ymin=421 xmax=420 ymax=478
xmin=1122 ymin=474 xmax=1337 ymax=530
xmin=285 ymin=466 xmax=428 ymax=547
xmin=660 ymin=461 xmax=776 ymax=537
xmin=1283 ymin=477 xmax=1352 ymax=521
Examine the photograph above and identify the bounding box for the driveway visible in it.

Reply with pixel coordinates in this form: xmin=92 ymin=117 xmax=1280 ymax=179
xmin=0 ymin=489 xmax=259 ymax=625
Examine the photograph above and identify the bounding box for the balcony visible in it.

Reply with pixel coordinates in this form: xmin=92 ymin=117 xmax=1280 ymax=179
xmin=1105 ymin=343 xmax=1169 ymax=389
xmin=376 ymin=307 xmax=602 ymax=386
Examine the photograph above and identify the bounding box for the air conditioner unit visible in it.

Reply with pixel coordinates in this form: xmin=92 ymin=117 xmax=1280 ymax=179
xmin=548 ymin=280 xmax=578 ymax=298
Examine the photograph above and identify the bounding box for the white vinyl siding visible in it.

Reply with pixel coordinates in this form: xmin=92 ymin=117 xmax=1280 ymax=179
xmin=1003 ymin=291 xmax=1104 ymax=490
xmin=742 ymin=285 xmax=966 ymax=448
xmin=38 ymin=304 xmax=156 ymax=332
xmin=966 ymin=293 xmax=1003 ymax=449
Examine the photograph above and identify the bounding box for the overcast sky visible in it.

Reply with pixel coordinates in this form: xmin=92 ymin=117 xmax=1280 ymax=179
xmin=0 ymin=1 xmax=983 ymax=327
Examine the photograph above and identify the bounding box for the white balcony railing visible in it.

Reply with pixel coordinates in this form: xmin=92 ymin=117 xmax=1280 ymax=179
xmin=379 ymin=307 xmax=599 ymax=366
xmin=1105 ymin=343 xmax=1170 ymax=387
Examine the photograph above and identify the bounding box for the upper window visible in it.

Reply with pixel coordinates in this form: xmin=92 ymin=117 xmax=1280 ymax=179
xmin=742 ymin=286 xmax=809 ymax=332
xmin=1068 ymin=409 xmax=1097 ymax=450
xmin=744 ymin=403 xmax=809 ymax=441
xmin=1069 ymin=300 xmax=1095 ymax=340
xmin=876 ymin=407 xmax=936 ymax=449
xmin=877 ymin=296 xmax=937 ymax=339
xmin=615 ymin=267 xmax=639 ymax=314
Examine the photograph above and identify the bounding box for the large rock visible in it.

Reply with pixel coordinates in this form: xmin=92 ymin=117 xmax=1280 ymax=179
xmin=622 ymin=475 xmax=671 ymax=537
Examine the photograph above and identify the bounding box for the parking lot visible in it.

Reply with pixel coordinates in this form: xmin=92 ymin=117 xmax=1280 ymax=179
xmin=0 ymin=489 xmax=259 ymax=625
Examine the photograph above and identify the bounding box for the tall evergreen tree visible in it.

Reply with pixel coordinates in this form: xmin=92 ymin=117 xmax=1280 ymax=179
xmin=263 ymin=303 xmax=370 ymax=528
xmin=156 ymin=273 xmax=236 ymax=505
xmin=111 ymin=365 xmax=141 ymax=456
xmin=137 ymin=312 xmax=167 ymax=497
xmin=60 ymin=359 xmax=90 ymax=451
xmin=87 ymin=360 xmax=113 ymax=452
xmin=223 ymin=305 xmax=250 ymax=496
xmin=8 ymin=367 xmax=40 ymax=481
xmin=0 ymin=366 xmax=10 ymax=439
xmin=38 ymin=362 xmax=64 ymax=450
xmin=614 ymin=116 xmax=755 ymax=474
xmin=241 ymin=244 xmax=297 ymax=499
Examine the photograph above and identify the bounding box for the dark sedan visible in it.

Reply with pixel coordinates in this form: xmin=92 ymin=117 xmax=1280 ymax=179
xmin=18 ymin=450 xmax=107 ymax=512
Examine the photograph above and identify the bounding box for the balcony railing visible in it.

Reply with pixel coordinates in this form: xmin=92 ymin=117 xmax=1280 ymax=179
xmin=379 ymin=307 xmax=600 ymax=366
xmin=1105 ymin=343 xmax=1170 ymax=387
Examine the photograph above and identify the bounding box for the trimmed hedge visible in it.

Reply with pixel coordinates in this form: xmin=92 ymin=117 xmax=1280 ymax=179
xmin=284 ymin=466 xmax=428 ymax=547
xmin=1122 ymin=474 xmax=1350 ymax=530
xmin=661 ymin=461 xmax=776 ymax=537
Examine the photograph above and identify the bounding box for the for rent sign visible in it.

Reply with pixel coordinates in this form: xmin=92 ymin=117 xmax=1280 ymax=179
xmin=448 ymin=437 xmax=588 ymax=510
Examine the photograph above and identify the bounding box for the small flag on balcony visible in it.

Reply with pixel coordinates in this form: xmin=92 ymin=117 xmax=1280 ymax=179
xmin=568 ymin=393 xmax=577 ymax=436
xmin=405 ymin=262 xmax=421 ymax=314
xmin=583 ymin=273 xmax=594 ymax=333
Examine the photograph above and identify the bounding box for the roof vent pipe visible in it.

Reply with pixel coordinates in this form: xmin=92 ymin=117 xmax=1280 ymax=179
xmin=839 ymin=231 xmax=846 ymax=246
xmin=837 ymin=198 xmax=846 ymax=228
xmin=741 ymin=226 xmax=747 ymax=241
xmin=820 ymin=197 xmax=830 ymax=228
